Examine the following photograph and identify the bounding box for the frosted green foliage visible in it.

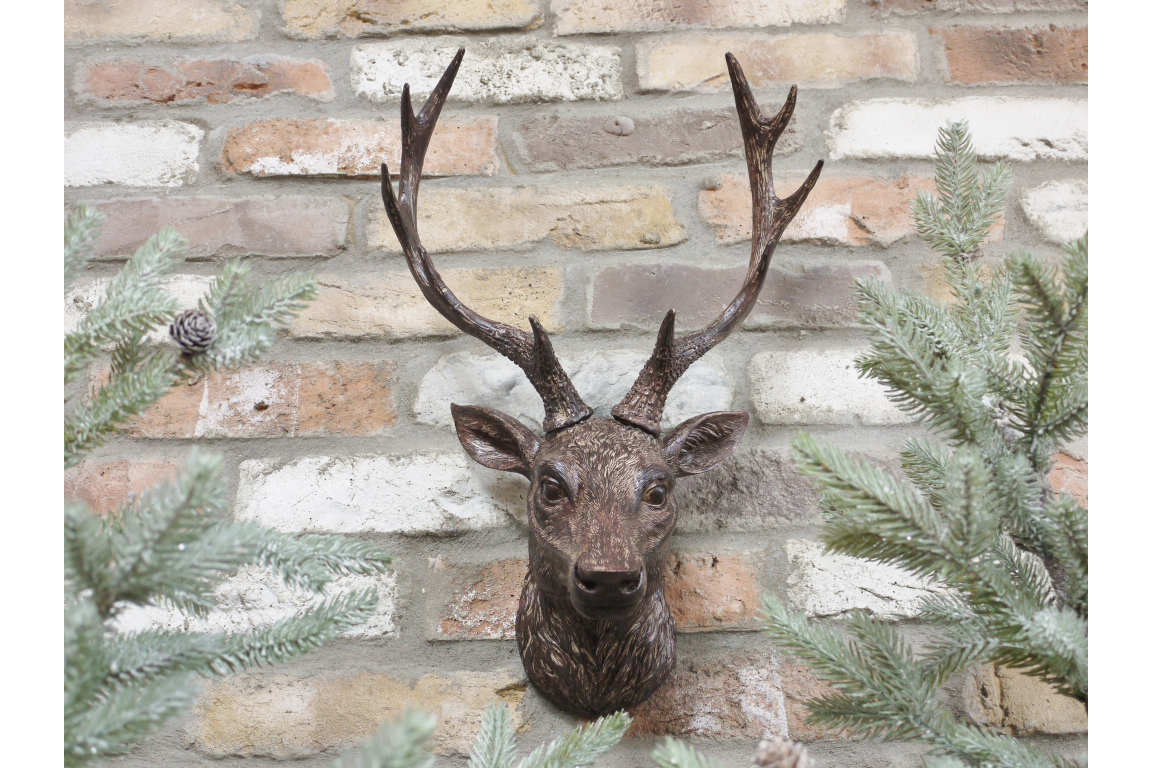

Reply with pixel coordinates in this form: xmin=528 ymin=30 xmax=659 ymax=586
xmin=334 ymin=705 xmax=629 ymax=768
xmin=63 ymin=207 xmax=316 ymax=466
xmin=761 ymin=123 xmax=1087 ymax=768
xmin=63 ymin=210 xmax=391 ymax=767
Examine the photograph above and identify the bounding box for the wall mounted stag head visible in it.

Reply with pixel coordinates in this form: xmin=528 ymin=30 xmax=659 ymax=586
xmin=382 ymin=49 xmax=822 ymax=717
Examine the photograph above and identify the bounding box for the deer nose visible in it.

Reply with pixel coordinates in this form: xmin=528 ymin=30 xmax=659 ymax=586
xmin=574 ymin=560 xmax=644 ymax=596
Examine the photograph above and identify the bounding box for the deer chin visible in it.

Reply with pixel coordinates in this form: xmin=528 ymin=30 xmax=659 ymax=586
xmin=567 ymin=569 xmax=647 ymax=621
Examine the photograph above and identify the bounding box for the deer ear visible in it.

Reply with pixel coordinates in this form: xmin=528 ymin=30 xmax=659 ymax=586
xmin=451 ymin=404 xmax=542 ymax=478
xmin=661 ymin=412 xmax=749 ymax=476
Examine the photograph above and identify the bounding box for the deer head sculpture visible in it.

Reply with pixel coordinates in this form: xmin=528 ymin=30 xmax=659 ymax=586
xmin=382 ymin=49 xmax=822 ymax=717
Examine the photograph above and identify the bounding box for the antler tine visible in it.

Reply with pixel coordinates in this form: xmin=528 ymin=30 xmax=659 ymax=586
xmin=612 ymin=54 xmax=824 ymax=436
xmin=381 ymin=48 xmax=592 ymax=434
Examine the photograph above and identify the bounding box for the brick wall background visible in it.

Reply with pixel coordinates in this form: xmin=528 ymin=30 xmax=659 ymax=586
xmin=63 ymin=1 xmax=1088 ymax=766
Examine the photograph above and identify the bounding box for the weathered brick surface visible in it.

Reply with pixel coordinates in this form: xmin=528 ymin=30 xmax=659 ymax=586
xmin=235 ymin=453 xmax=525 ymax=534
xmin=65 ymin=122 xmax=203 ymax=188
xmin=964 ymin=665 xmax=1087 ymax=734
xmin=590 ymin=261 xmax=889 ymax=331
xmin=439 ymin=559 xmax=526 ymax=640
xmin=554 ymin=0 xmax=846 ymax=35
xmin=873 ymin=0 xmax=1086 ymax=14
xmin=125 ymin=362 xmax=395 ymax=439
xmin=414 ymin=350 xmax=730 ymax=434
xmin=933 ymin=26 xmax=1088 ymax=84
xmin=64 ymin=460 xmax=179 ymax=516
xmin=827 ymin=97 xmax=1088 ymax=161
xmin=1020 ymin=179 xmax=1088 ymax=244
xmin=291 ymin=269 xmax=562 ymax=340
xmin=352 ymin=39 xmax=622 ymax=103
xmin=191 ymin=669 xmax=527 ymax=757
xmin=699 ymin=173 xmax=966 ymax=247
xmin=639 ymin=32 xmax=917 ymax=92
xmin=89 ymin=197 xmax=349 ymax=259
xmin=512 ymin=107 xmax=799 ymax=172
xmin=1049 ymin=452 xmax=1088 ymax=508
xmin=222 ymin=117 xmax=499 ymax=177
xmin=77 ymin=56 xmax=333 ymax=105
xmin=366 ymin=186 xmax=684 ymax=253
xmin=281 ymin=0 xmax=543 ymax=38
xmin=65 ymin=0 xmax=259 ymax=44
xmin=748 ymin=349 xmax=908 ymax=425
xmin=677 ymin=448 xmax=822 ymax=532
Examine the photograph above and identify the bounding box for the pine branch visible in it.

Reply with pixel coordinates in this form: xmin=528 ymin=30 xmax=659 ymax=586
xmin=652 ymin=737 xmax=725 ymax=768
xmin=332 ymin=710 xmax=437 ymax=768
xmin=470 ymin=703 xmax=519 ymax=768
xmin=65 ymin=205 xmax=104 ymax=291
xmin=258 ymin=531 xmax=394 ymax=593
xmin=517 ymin=712 xmax=631 ymax=768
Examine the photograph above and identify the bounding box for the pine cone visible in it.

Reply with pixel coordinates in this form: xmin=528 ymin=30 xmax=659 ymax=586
xmin=753 ymin=737 xmax=811 ymax=768
xmin=169 ymin=309 xmax=217 ymax=354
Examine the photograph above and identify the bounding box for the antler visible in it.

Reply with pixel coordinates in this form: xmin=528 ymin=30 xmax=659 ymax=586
xmin=381 ymin=49 xmax=592 ymax=434
xmin=611 ymin=54 xmax=824 ymax=436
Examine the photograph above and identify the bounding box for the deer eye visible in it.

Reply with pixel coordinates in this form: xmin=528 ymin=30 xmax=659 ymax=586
xmin=539 ymin=478 xmax=567 ymax=504
xmin=642 ymin=484 xmax=668 ymax=507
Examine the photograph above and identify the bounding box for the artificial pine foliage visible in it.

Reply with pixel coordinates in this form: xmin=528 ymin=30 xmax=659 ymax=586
xmin=64 ymin=207 xmax=394 ymax=766
xmin=760 ymin=122 xmax=1088 ymax=768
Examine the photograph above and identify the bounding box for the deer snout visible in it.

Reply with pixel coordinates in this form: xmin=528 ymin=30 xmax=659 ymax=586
xmin=570 ymin=552 xmax=646 ymax=619
xmin=574 ymin=560 xmax=644 ymax=595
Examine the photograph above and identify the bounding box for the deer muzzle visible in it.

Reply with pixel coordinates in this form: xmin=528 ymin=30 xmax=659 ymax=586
xmin=570 ymin=555 xmax=646 ymax=619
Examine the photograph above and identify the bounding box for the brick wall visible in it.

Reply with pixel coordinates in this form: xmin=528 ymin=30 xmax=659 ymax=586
xmin=64 ymin=1 xmax=1088 ymax=766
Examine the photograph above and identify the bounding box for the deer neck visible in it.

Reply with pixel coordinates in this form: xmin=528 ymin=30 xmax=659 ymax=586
xmin=515 ymin=570 xmax=676 ymax=718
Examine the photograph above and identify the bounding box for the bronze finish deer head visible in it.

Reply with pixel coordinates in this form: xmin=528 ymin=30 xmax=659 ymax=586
xmin=382 ymin=49 xmax=822 ymax=717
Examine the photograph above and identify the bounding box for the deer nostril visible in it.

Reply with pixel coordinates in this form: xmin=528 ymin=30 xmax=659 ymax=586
xmin=620 ymin=577 xmax=641 ymax=593
xmin=574 ymin=562 xmax=643 ymax=595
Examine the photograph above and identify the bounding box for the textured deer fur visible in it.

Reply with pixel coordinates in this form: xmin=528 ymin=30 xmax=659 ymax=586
xmin=382 ymin=49 xmax=821 ymax=716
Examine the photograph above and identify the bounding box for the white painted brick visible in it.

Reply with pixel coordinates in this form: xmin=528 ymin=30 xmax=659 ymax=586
xmin=415 ymin=350 xmax=732 ymax=432
xmin=1020 ymin=180 xmax=1088 ymax=244
xmin=65 ymin=121 xmax=203 ymax=188
xmin=785 ymin=539 xmax=947 ymax=620
xmin=351 ymin=38 xmax=622 ymax=104
xmin=826 ymin=98 xmax=1087 ymax=162
xmin=554 ymin=0 xmax=845 ymax=34
xmin=748 ymin=349 xmax=906 ymax=425
xmin=235 ymin=454 xmax=526 ymax=534
xmin=65 ymin=275 xmax=214 ymax=343
xmin=115 ymin=566 xmax=397 ymax=638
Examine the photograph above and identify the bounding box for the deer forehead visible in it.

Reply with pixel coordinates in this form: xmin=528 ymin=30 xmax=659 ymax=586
xmin=535 ymin=418 xmax=670 ymax=486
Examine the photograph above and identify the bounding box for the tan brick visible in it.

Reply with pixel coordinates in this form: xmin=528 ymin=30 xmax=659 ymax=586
xmin=65 ymin=0 xmax=258 ymax=44
xmin=555 ymin=0 xmax=845 ymax=35
xmin=125 ymin=363 xmax=395 ymax=438
xmin=292 ymin=269 xmax=562 ymax=340
xmin=1049 ymin=452 xmax=1087 ymax=508
xmin=666 ymin=553 xmax=760 ymax=632
xmin=367 ymin=186 xmax=685 ymax=253
xmin=700 ymin=173 xmax=940 ymax=247
xmin=512 ymin=106 xmax=800 ymax=172
xmin=628 ymin=653 xmax=787 ymax=737
xmin=191 ymin=670 xmax=527 ymax=758
xmin=222 ymin=118 xmax=498 ymax=178
xmin=78 ymin=56 xmax=333 ymax=105
xmin=590 ymin=260 xmax=889 ymax=331
xmin=934 ymin=26 xmax=1088 ymax=84
xmin=639 ymin=32 xmax=917 ymax=92
xmin=964 ymin=665 xmax=1087 ymax=735
xmin=439 ymin=559 xmax=526 ymax=640
xmin=90 ymin=196 xmax=349 ymax=260
xmin=873 ymin=0 xmax=1086 ymax=14
xmin=779 ymin=660 xmax=842 ymax=740
xmin=64 ymin=461 xmax=180 ymax=516
xmin=280 ymin=0 xmax=542 ymax=38
xmin=920 ymin=258 xmax=1003 ymax=305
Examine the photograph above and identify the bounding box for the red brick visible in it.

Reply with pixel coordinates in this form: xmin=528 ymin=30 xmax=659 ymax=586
xmin=78 ymin=57 xmax=333 ymax=105
xmin=1049 ymin=452 xmax=1087 ymax=508
xmin=589 ymin=261 xmax=889 ymax=331
xmin=89 ymin=197 xmax=349 ymax=260
xmin=933 ymin=26 xmax=1088 ymax=84
xmin=65 ymin=461 xmax=180 ymax=516
xmin=221 ymin=118 xmax=499 ymax=178
xmin=439 ymin=559 xmax=526 ymax=640
xmin=666 ymin=553 xmax=759 ymax=631
xmin=125 ymin=362 xmax=395 ymax=439
xmin=512 ymin=107 xmax=799 ymax=172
